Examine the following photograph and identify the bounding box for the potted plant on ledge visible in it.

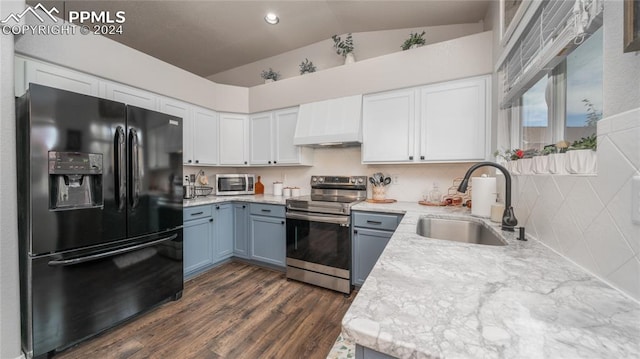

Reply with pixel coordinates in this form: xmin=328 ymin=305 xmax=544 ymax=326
xmin=299 ymin=58 xmax=316 ymax=75
xmin=332 ymin=33 xmax=355 ymax=64
xmin=260 ymin=68 xmax=280 ymax=83
xmin=549 ymin=140 xmax=570 ymax=174
xmin=401 ymin=31 xmax=426 ymax=50
xmin=566 ymin=134 xmax=597 ymax=174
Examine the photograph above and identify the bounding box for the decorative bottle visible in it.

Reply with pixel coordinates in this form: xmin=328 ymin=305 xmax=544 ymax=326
xmin=255 ymin=176 xmax=264 ymax=195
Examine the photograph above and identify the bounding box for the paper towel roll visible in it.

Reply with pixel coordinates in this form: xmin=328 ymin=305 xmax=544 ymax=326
xmin=471 ymin=175 xmax=496 ymax=218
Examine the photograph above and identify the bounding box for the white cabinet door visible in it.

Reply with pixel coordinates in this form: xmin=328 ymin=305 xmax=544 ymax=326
xmin=192 ymin=107 xmax=218 ymax=165
xmin=249 ymin=112 xmax=273 ymax=165
xmin=274 ymin=107 xmax=306 ymax=165
xmin=160 ymin=98 xmax=193 ymax=164
xmin=23 ymin=60 xmax=99 ymax=96
xmin=362 ymin=89 xmax=416 ymax=163
xmin=219 ymin=113 xmax=249 ymax=166
xmin=420 ymin=76 xmax=488 ymax=161
xmin=101 ymin=82 xmax=158 ymax=111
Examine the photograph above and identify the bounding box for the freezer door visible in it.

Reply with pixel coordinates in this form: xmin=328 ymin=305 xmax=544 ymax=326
xmin=126 ymin=106 xmax=183 ymax=238
xmin=25 ymin=229 xmax=183 ymax=357
xmin=18 ymin=84 xmax=127 ymax=255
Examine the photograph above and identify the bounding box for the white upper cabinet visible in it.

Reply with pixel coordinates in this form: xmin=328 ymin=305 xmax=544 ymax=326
xmin=160 ymin=98 xmax=193 ymax=165
xmin=274 ymin=107 xmax=312 ymax=165
xmin=362 ymin=75 xmax=490 ymax=163
xmin=249 ymin=107 xmax=313 ymax=166
xmin=20 ymin=58 xmax=99 ymax=96
xmin=249 ymin=112 xmax=274 ymax=165
xmin=219 ymin=113 xmax=249 ymax=166
xmin=101 ymin=81 xmax=158 ymax=111
xmin=362 ymin=89 xmax=416 ymax=163
xmin=420 ymin=76 xmax=489 ymax=161
xmin=192 ymin=107 xmax=219 ymax=166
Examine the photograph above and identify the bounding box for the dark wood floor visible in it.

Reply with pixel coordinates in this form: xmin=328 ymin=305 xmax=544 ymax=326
xmin=56 ymin=261 xmax=355 ymax=359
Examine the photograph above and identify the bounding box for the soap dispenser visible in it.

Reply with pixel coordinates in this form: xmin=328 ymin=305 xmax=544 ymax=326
xmin=490 ymin=193 xmax=505 ymax=223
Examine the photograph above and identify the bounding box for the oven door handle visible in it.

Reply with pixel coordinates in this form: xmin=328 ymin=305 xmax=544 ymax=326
xmin=286 ymin=212 xmax=350 ymax=226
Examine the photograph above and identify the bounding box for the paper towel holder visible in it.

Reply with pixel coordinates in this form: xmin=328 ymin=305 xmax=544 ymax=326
xmin=457 ymin=162 xmax=518 ymax=232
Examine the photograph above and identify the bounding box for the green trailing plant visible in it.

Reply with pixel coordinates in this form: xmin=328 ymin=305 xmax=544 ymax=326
xmin=540 ymin=144 xmax=557 ymax=155
xmin=494 ymin=148 xmax=524 ymax=161
xmin=401 ymin=31 xmax=426 ymax=50
xmin=299 ymin=58 xmax=316 ymax=75
xmin=260 ymin=68 xmax=280 ymax=81
xmin=331 ymin=33 xmax=354 ymax=57
xmin=521 ymin=149 xmax=539 ymax=159
xmin=568 ymin=133 xmax=597 ymax=151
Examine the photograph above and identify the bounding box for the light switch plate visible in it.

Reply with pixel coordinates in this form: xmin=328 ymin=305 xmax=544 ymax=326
xmin=633 ymin=176 xmax=640 ymax=224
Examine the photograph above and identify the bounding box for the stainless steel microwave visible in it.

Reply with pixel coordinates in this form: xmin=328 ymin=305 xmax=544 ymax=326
xmin=215 ymin=174 xmax=256 ymax=195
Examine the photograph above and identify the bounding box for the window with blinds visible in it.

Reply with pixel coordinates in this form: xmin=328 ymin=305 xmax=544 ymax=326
xmin=499 ymin=0 xmax=603 ymax=109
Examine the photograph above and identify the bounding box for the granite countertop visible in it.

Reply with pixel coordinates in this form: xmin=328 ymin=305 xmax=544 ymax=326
xmin=342 ymin=201 xmax=640 ymax=358
xmin=183 ymin=194 xmax=288 ymax=207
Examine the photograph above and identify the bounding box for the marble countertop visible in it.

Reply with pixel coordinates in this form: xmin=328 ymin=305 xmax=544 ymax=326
xmin=342 ymin=202 xmax=640 ymax=358
xmin=183 ymin=194 xmax=288 ymax=207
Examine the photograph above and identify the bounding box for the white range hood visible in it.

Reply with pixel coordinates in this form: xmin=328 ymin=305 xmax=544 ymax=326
xmin=293 ymin=94 xmax=362 ymax=147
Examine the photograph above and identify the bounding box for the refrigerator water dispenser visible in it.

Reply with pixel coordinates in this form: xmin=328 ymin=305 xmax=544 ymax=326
xmin=48 ymin=151 xmax=103 ymax=210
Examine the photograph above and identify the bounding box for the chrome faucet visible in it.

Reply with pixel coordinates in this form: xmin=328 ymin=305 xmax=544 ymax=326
xmin=457 ymin=162 xmax=518 ymax=232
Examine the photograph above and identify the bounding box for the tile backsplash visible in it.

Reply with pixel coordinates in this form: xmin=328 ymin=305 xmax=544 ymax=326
xmin=511 ymin=108 xmax=640 ymax=301
xmin=230 ymin=147 xmax=490 ymax=202
xmin=185 ymin=148 xmax=486 ymax=201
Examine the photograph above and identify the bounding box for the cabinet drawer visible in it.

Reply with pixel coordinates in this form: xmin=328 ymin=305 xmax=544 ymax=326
xmin=183 ymin=205 xmax=212 ymax=221
xmin=353 ymin=212 xmax=402 ymax=231
xmin=250 ymin=203 xmax=285 ymax=218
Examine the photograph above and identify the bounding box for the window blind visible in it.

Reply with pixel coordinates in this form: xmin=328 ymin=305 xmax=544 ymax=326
xmin=499 ymin=0 xmax=603 ymax=108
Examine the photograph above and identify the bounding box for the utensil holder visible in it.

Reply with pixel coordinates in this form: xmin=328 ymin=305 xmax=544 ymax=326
xmin=372 ymin=186 xmax=386 ymax=201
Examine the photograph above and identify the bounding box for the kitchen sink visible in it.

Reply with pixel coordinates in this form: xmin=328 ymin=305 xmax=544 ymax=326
xmin=416 ymin=217 xmax=507 ymax=246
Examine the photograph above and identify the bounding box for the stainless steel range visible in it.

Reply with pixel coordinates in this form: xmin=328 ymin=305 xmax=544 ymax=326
xmin=285 ymin=175 xmax=367 ymax=294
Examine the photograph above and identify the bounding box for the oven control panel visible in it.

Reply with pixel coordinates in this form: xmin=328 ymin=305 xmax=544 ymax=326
xmin=311 ymin=175 xmax=366 ymax=188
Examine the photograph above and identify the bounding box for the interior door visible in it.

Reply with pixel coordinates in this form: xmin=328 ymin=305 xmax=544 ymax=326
xmin=126 ymin=106 xmax=183 ymax=238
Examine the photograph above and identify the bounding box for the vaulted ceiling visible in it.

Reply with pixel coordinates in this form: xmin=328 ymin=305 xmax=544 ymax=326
xmin=35 ymin=1 xmax=491 ymax=78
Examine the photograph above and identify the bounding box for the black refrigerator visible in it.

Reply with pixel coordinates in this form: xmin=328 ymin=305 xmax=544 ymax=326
xmin=16 ymin=84 xmax=184 ymax=359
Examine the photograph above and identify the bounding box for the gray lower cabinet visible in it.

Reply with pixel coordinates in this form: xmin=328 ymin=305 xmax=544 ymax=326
xmin=183 ymin=206 xmax=214 ymax=278
xmin=249 ymin=204 xmax=286 ymax=268
xmin=352 ymin=228 xmax=393 ymax=286
xmin=233 ymin=202 xmax=249 ymax=258
xmin=213 ymin=203 xmax=234 ymax=261
xmin=352 ymin=211 xmax=403 ymax=286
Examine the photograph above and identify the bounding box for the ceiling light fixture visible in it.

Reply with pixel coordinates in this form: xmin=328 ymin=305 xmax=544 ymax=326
xmin=264 ymin=12 xmax=279 ymax=25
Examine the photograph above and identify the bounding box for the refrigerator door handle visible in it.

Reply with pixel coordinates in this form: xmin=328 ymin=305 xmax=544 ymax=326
xmin=114 ymin=126 xmax=126 ymax=211
xmin=129 ymin=128 xmax=140 ymax=209
xmin=47 ymin=233 xmax=178 ymax=267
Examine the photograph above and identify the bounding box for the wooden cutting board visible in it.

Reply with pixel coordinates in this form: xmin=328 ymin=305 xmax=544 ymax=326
xmin=418 ymin=200 xmax=445 ymax=206
xmin=365 ymin=199 xmax=397 ymax=203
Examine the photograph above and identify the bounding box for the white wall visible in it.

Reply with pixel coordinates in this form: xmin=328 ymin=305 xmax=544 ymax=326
xmin=487 ymin=0 xmax=640 ymax=301
xmin=0 ymin=1 xmax=25 ymax=357
xmin=14 ymin=19 xmax=249 ymax=113
xmin=187 ymin=147 xmax=489 ymax=202
xmin=209 ymin=23 xmax=484 ymax=87
xmin=603 ymin=0 xmax=640 ymax=117
xmin=249 ymin=31 xmax=493 ymax=112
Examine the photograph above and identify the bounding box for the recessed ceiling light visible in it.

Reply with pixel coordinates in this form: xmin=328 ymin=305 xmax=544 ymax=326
xmin=264 ymin=12 xmax=279 ymax=25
